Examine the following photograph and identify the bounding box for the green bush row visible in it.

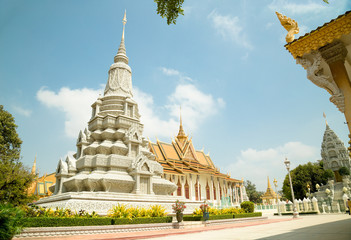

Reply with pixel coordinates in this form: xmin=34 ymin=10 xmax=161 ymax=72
xmin=183 ymin=212 xmax=262 ymax=221
xmin=22 ymin=216 xmax=172 ymax=227
xmin=209 ymin=214 xmax=233 ymax=220
xmin=233 ymin=212 xmax=262 ymax=218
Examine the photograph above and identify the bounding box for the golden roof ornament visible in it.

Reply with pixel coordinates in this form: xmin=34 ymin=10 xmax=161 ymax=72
xmin=275 ymin=12 xmax=299 ymax=43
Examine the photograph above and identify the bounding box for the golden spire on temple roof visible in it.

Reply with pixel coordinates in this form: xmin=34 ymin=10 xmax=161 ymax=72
xmin=267 ymin=176 xmax=272 ymax=189
xmin=177 ymin=106 xmax=187 ymax=141
xmin=31 ymin=154 xmax=37 ymax=175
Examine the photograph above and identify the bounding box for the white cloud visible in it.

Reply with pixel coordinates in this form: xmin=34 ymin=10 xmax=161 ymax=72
xmin=36 ymin=69 xmax=225 ymax=141
xmin=208 ymin=10 xmax=253 ymax=50
xmin=228 ymin=142 xmax=319 ymax=192
xmin=134 ymin=82 xmax=225 ymax=139
xmin=161 ymin=67 xmax=180 ymax=76
xmin=12 ymin=105 xmax=32 ymax=117
xmin=269 ymin=0 xmax=327 ymax=15
xmin=37 ymin=86 xmax=103 ymax=138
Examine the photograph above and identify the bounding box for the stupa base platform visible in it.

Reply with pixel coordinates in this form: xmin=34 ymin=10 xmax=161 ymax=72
xmin=35 ymin=192 xmax=202 ymax=215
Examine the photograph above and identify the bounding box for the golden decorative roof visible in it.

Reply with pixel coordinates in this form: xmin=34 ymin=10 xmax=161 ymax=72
xmin=148 ymin=121 xmax=240 ymax=183
xmin=284 ymin=10 xmax=351 ymax=59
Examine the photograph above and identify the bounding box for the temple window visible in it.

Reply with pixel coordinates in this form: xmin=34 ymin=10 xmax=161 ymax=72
xmin=177 ymin=178 xmax=182 ymax=196
xmin=185 ymin=179 xmax=189 ymax=199
xmin=206 ymin=182 xmax=210 ymax=200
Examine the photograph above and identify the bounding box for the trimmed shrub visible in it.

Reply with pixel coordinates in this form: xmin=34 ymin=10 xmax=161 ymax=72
xmin=22 ymin=217 xmax=112 ymax=227
xmin=240 ymin=201 xmax=255 ymax=213
xmin=183 ymin=215 xmax=202 ymax=221
xmin=22 ymin=216 xmax=172 ymax=227
xmin=0 ymin=204 xmax=25 ymax=240
xmin=233 ymin=212 xmax=262 ymax=218
xmin=209 ymin=214 xmax=233 ymax=220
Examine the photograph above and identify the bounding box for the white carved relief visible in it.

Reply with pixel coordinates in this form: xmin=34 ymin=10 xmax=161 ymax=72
xmin=296 ymin=51 xmax=345 ymax=113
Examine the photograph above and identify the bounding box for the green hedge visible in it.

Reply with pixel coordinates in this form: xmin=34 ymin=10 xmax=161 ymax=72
xmin=183 ymin=215 xmax=203 ymax=221
xmin=184 ymin=213 xmax=261 ymax=221
xmin=233 ymin=212 xmax=262 ymax=218
xmin=209 ymin=214 xmax=233 ymax=220
xmin=22 ymin=216 xmax=172 ymax=227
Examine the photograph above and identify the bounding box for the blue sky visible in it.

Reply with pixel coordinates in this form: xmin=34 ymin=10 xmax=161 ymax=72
xmin=1 ymin=0 xmax=350 ymax=191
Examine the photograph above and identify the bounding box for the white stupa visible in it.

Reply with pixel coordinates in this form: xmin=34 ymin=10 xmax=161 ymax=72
xmin=36 ymin=12 xmax=199 ymax=214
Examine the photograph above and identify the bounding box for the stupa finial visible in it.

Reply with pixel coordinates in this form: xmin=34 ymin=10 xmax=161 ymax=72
xmin=323 ymin=112 xmax=328 ymax=126
xmin=114 ymin=10 xmax=129 ymax=64
xmin=31 ymin=154 xmax=37 ymax=175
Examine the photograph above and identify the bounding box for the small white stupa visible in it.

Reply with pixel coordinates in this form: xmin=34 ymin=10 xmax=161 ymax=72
xmin=36 ymin=12 xmax=199 ymax=214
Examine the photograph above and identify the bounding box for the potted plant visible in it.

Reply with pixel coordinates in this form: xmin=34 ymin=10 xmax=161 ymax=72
xmin=172 ymin=200 xmax=186 ymax=223
xmin=200 ymin=202 xmax=210 ymax=221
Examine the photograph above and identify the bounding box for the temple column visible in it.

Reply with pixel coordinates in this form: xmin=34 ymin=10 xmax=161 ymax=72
xmin=236 ymin=184 xmax=239 ymax=203
xmin=124 ymin=102 xmax=128 ymax=115
xmin=134 ymin=175 xmax=140 ymax=194
xmin=210 ymin=177 xmax=214 ymax=203
xmin=320 ymin=41 xmax=351 ymax=155
xmin=240 ymin=184 xmax=244 ymax=203
xmin=149 ymin=175 xmax=154 ymax=195
xmin=228 ymin=183 xmax=233 ymax=205
xmin=189 ymin=174 xmax=194 ymax=200
xmin=217 ymin=180 xmax=220 ymax=204
xmin=181 ymin=176 xmax=185 ymax=197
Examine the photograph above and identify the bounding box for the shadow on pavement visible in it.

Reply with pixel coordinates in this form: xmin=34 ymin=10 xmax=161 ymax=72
xmin=257 ymin=217 xmax=351 ymax=240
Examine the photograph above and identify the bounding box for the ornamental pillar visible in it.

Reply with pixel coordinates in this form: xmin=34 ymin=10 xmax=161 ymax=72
xmin=320 ymin=41 xmax=351 ymax=154
xmin=240 ymin=184 xmax=244 ymax=203
xmin=189 ymin=174 xmax=194 ymax=200
xmin=181 ymin=176 xmax=185 ymax=197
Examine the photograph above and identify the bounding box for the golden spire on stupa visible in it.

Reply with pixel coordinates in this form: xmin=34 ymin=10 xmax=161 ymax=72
xmin=31 ymin=154 xmax=37 ymax=175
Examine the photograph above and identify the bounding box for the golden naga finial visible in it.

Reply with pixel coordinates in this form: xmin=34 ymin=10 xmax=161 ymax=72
xmin=275 ymin=12 xmax=299 ymax=43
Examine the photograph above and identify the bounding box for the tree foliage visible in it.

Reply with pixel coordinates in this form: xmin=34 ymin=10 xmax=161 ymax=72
xmin=339 ymin=166 xmax=350 ymax=176
xmin=0 ymin=105 xmax=36 ymax=206
xmin=153 ymin=0 xmax=328 ymax=25
xmin=282 ymin=162 xmax=332 ymax=201
xmin=154 ymin=0 xmax=184 ymax=25
xmin=244 ymin=180 xmax=264 ymax=203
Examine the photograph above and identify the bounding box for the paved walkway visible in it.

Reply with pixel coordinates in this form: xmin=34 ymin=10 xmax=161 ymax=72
xmin=15 ymin=214 xmax=351 ymax=240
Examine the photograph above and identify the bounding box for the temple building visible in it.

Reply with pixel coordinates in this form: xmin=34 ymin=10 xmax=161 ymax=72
xmin=312 ymin=121 xmax=351 ymax=208
xmin=261 ymin=177 xmax=279 ymax=205
xmin=149 ymin=117 xmax=248 ymax=206
xmin=276 ymin=11 xmax=351 ymax=158
xmin=34 ymin=12 xmax=248 ymax=214
xmin=321 ymin=121 xmax=351 ymax=182
xmin=35 ymin=12 xmax=192 ymax=214
xmin=27 ymin=157 xmax=56 ymax=198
